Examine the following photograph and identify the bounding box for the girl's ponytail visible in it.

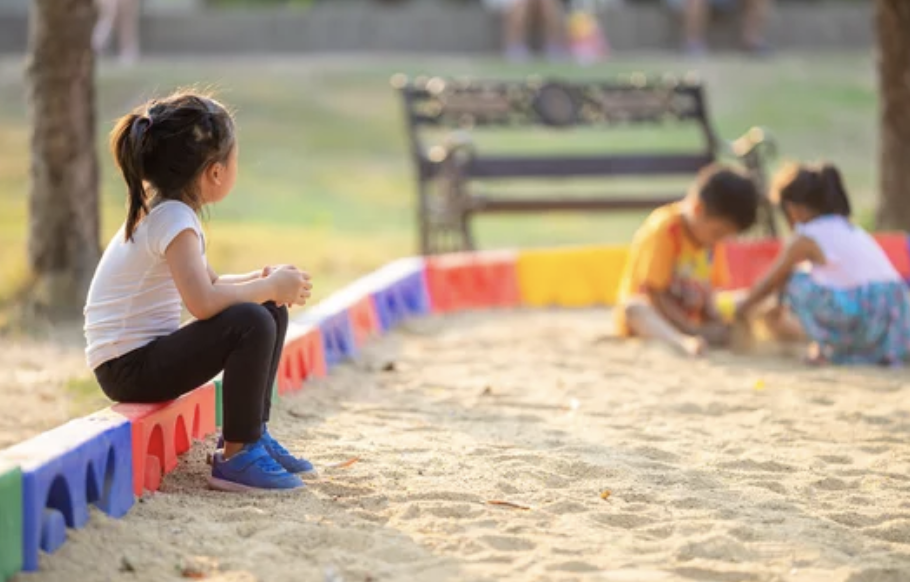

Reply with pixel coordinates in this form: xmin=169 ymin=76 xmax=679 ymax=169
xmin=820 ymin=163 xmax=851 ymax=218
xmin=110 ymin=112 xmax=152 ymax=241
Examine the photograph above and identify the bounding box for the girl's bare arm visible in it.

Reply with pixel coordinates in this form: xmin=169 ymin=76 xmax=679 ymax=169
xmin=736 ymin=235 xmax=824 ymax=318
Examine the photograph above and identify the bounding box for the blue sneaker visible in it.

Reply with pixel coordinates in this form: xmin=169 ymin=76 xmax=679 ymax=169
xmin=260 ymin=427 xmax=318 ymax=478
xmin=217 ymin=426 xmax=317 ymax=478
xmin=209 ymin=440 xmax=304 ymax=492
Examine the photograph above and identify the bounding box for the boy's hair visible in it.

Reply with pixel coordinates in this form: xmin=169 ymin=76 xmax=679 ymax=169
xmin=771 ymin=161 xmax=851 ymax=218
xmin=110 ymin=90 xmax=235 ymax=241
xmin=693 ymin=163 xmax=760 ymax=232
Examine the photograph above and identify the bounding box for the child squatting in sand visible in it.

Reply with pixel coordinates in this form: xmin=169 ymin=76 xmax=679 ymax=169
xmin=736 ymin=162 xmax=910 ymax=366
xmin=615 ymin=164 xmax=760 ymax=356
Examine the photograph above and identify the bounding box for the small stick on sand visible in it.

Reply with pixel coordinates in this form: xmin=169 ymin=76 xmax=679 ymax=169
xmin=486 ymin=500 xmax=531 ymax=510
xmin=326 ymin=457 xmax=361 ymax=469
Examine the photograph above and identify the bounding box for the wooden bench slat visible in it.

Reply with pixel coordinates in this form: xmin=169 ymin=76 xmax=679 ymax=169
xmin=463 ymin=154 xmax=714 ymax=179
xmin=470 ymin=194 xmax=683 ymax=213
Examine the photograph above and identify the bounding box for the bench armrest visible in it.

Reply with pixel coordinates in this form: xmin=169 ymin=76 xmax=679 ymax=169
xmin=723 ymin=126 xmax=777 ymax=162
xmin=426 ymin=130 xmax=476 ymax=164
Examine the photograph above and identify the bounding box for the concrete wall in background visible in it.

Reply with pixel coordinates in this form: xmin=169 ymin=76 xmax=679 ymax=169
xmin=0 ymin=1 xmax=873 ymax=55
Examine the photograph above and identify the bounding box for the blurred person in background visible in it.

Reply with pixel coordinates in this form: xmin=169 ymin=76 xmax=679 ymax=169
xmin=667 ymin=0 xmax=772 ymax=57
xmin=93 ymin=0 xmax=140 ymax=65
xmin=484 ymin=0 xmax=567 ymax=62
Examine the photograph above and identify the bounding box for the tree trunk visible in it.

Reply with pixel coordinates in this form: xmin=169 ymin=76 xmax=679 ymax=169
xmin=876 ymin=0 xmax=910 ymax=231
xmin=26 ymin=0 xmax=100 ymax=319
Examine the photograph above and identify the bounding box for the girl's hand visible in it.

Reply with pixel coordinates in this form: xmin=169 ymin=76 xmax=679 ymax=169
xmin=295 ymin=275 xmax=313 ymax=307
xmin=267 ymin=266 xmax=308 ymax=306
xmin=262 ymin=264 xmax=291 ymax=278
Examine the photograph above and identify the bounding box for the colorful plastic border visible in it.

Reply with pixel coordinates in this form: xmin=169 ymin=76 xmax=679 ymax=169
xmin=1 ymin=234 xmax=908 ymax=579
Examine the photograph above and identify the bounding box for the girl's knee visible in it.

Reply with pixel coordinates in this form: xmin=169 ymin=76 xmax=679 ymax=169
xmin=228 ymin=302 xmax=277 ymax=336
xmin=262 ymin=301 xmax=289 ymax=326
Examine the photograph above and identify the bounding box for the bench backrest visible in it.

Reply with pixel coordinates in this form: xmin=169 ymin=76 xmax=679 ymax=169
xmin=394 ymin=74 xmax=721 ymax=181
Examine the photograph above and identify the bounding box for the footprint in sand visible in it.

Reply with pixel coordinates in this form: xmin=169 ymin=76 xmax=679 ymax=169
xmin=814 ymin=477 xmax=853 ymax=491
xmin=717 ymin=459 xmax=794 ymax=473
xmin=673 ymin=567 xmax=753 ymax=582
xmin=826 ymin=512 xmax=889 ymax=528
xmin=633 ymin=445 xmax=681 ymax=463
xmin=496 ymin=481 xmax=521 ymax=495
xmin=668 ymin=497 xmax=710 ymax=511
xmin=748 ymin=480 xmax=788 ymax=495
xmin=864 ymin=519 xmax=910 ymax=544
xmin=640 ymin=524 xmax=675 ymax=540
xmin=546 ymin=560 xmax=599 ymax=573
xmin=479 ymin=535 xmax=536 ymax=552
xmin=422 ymin=502 xmax=484 ymax=520
xmin=544 ymin=500 xmax=589 ymax=514
xmin=845 ymin=568 xmax=910 ymax=582
xmin=519 ymin=469 xmax=571 ymax=489
xmin=817 ymin=454 xmax=854 ymax=465
xmin=676 ymin=535 xmax=755 ymax=562
xmin=592 ymin=512 xmax=658 ymax=529
xmin=727 ymin=525 xmax=765 ymax=542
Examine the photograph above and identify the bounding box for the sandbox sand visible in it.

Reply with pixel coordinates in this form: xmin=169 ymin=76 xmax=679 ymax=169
xmin=0 ymin=334 xmax=92 ymax=450
xmin=11 ymin=309 xmax=910 ymax=582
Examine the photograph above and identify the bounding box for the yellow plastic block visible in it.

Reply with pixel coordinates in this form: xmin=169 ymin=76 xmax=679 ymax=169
xmin=517 ymin=245 xmax=629 ymax=307
xmin=714 ymin=290 xmax=738 ymax=324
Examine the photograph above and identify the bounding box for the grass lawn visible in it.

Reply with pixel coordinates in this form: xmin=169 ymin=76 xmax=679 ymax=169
xmin=0 ymin=53 xmax=876 ymax=308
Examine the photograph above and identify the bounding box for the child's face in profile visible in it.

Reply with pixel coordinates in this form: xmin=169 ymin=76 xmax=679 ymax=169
xmin=201 ymin=143 xmax=239 ymax=205
xmin=687 ymin=212 xmax=739 ymax=247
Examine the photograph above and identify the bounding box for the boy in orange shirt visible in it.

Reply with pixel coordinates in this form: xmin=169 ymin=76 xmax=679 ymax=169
xmin=616 ymin=164 xmax=760 ymax=356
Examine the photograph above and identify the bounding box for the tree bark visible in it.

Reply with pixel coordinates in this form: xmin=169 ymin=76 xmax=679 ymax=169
xmin=876 ymin=0 xmax=910 ymax=230
xmin=26 ymin=0 xmax=100 ymax=318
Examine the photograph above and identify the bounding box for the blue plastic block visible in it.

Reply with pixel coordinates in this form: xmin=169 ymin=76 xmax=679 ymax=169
xmin=319 ymin=312 xmax=356 ymax=368
xmin=368 ymin=258 xmax=431 ymax=332
xmin=295 ymin=289 xmax=358 ymax=369
xmin=0 ymin=412 xmax=134 ymax=571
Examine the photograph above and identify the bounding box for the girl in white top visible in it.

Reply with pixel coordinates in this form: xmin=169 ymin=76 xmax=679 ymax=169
xmin=84 ymin=91 xmax=315 ymax=491
xmin=737 ymin=162 xmax=910 ymax=365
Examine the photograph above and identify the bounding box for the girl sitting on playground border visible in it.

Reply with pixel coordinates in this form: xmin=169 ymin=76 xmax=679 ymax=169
xmin=736 ymin=162 xmax=910 ymax=366
xmin=615 ymin=164 xmax=759 ymax=357
xmin=84 ymin=91 xmax=315 ymax=492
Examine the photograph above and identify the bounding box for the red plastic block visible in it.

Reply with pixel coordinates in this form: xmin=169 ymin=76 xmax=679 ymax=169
xmin=348 ymin=295 xmax=380 ymax=347
xmin=278 ymin=324 xmax=327 ymax=396
xmin=111 ymin=383 xmax=216 ymax=496
xmin=426 ymin=250 xmax=519 ymax=313
xmin=873 ymin=232 xmax=910 ymax=279
xmin=720 ymin=238 xmax=782 ymax=290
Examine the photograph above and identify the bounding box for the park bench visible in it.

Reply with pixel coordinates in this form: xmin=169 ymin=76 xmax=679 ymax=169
xmin=393 ymin=74 xmax=777 ymax=255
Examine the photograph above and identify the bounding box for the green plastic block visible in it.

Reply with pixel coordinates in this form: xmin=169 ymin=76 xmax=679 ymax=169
xmin=213 ymin=379 xmax=278 ymax=429
xmin=214 ymin=379 xmax=223 ymax=427
xmin=0 ymin=461 xmax=23 ymax=582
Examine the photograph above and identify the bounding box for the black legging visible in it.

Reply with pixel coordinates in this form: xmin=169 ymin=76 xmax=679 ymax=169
xmin=94 ymin=302 xmax=288 ymax=443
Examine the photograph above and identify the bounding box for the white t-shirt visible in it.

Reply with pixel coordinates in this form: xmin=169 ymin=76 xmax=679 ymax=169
xmin=83 ymin=201 xmax=205 ymax=370
xmin=797 ymin=215 xmax=900 ymax=289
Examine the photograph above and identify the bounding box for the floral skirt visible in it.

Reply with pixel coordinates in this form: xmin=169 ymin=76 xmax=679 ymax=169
xmin=785 ymin=272 xmax=910 ymax=365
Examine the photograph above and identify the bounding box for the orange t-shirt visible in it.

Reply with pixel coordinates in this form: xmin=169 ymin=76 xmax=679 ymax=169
xmin=615 ymin=203 xmax=729 ymax=335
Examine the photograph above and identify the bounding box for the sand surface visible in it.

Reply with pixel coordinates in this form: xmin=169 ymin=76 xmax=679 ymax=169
xmin=0 ymin=332 xmax=94 ymax=450
xmin=8 ymin=309 xmax=910 ymax=582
